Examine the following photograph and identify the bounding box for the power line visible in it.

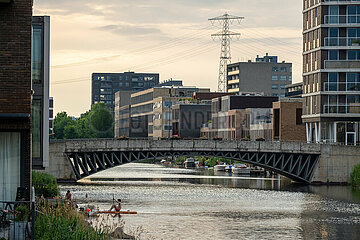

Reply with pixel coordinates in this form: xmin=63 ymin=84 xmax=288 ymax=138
xmin=209 ymin=13 xmax=244 ymax=92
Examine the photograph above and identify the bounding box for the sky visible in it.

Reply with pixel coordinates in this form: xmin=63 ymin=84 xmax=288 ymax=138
xmin=33 ymin=0 xmax=303 ymax=117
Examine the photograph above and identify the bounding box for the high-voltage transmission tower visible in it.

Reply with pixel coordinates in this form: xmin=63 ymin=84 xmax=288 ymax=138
xmin=209 ymin=13 xmax=244 ymax=92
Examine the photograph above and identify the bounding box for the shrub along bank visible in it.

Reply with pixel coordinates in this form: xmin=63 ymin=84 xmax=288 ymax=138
xmin=351 ymin=163 xmax=360 ymax=188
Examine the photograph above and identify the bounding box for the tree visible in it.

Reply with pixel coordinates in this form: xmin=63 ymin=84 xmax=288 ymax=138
xmin=88 ymin=102 xmax=114 ymax=138
xmin=53 ymin=112 xmax=74 ymax=139
xmin=64 ymin=125 xmax=80 ymax=139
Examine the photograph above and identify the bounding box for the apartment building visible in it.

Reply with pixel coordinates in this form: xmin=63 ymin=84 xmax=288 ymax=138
xmin=303 ymin=0 xmax=360 ymax=145
xmin=92 ymin=72 xmax=159 ymax=115
xmin=0 ymin=0 xmax=33 ymax=202
xmin=227 ymin=53 xmax=292 ymax=97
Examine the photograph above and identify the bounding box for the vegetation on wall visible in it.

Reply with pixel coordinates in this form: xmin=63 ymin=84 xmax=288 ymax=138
xmin=53 ymin=102 xmax=114 ymax=139
xmin=351 ymin=163 xmax=360 ymax=188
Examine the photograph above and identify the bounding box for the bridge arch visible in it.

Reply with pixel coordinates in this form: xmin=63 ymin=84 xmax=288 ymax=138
xmin=66 ymin=150 xmax=319 ymax=183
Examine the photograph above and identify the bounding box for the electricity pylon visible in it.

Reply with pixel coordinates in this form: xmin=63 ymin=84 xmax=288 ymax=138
xmin=209 ymin=13 xmax=244 ymax=92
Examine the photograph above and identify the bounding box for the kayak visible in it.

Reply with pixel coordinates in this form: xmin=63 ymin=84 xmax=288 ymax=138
xmin=96 ymin=210 xmax=137 ymax=214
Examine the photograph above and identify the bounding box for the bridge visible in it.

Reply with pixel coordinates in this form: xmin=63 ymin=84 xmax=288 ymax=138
xmin=46 ymin=139 xmax=360 ymax=184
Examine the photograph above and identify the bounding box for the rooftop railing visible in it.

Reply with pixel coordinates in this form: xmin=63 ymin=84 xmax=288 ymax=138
xmin=323 ymin=82 xmax=360 ymax=91
xmin=324 ymin=37 xmax=360 ymax=46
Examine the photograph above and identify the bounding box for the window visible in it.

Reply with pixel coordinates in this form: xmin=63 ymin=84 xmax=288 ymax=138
xmin=289 ymin=76 xmax=292 ymax=82
xmin=164 ymin=125 xmax=172 ymax=131
xmin=0 ymin=132 xmax=21 ymax=202
xmin=163 ymin=112 xmax=172 ymax=120
xmin=32 ymin=99 xmax=42 ymax=159
xmin=280 ymin=76 xmax=287 ymax=81
xmin=272 ymin=76 xmax=278 ymax=81
xmin=296 ymin=109 xmax=303 ymax=125
xmin=164 ymin=101 xmax=173 ymax=108
xmin=280 ymin=67 xmax=287 ymax=72
xmin=280 ymin=84 xmax=286 ymax=89
xmin=272 ymin=84 xmax=278 ymax=89
xmin=272 ymin=93 xmax=278 ymax=97
xmin=272 ymin=67 xmax=278 ymax=72
xmin=280 ymin=93 xmax=285 ymax=98
xmin=347 ymin=50 xmax=360 ymax=60
xmin=329 ymin=50 xmax=338 ymax=60
xmin=32 ymin=25 xmax=43 ymax=84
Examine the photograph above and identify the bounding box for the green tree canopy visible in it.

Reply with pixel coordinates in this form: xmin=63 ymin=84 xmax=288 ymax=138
xmin=52 ymin=103 xmax=114 ymax=139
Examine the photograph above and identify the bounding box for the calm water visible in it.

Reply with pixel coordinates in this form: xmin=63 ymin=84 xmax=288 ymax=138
xmin=60 ymin=163 xmax=360 ymax=240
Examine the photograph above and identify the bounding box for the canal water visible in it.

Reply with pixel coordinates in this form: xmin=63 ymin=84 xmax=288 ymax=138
xmin=60 ymin=163 xmax=360 ymax=240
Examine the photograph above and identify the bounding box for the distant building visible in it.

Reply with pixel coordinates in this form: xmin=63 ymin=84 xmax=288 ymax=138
xmin=172 ymin=104 xmax=211 ymax=138
xmin=302 ymin=0 xmax=360 ymax=145
xmin=285 ymin=82 xmax=303 ymax=98
xmin=273 ymin=98 xmax=306 ymax=142
xmin=114 ymin=91 xmax=133 ymax=138
xmin=201 ymin=95 xmax=278 ymax=140
xmin=157 ymin=79 xmax=183 ymax=87
xmin=0 ymin=0 xmax=33 ymax=202
xmin=32 ymin=16 xmax=50 ymax=169
xmin=192 ymin=92 xmax=235 ymax=103
xmin=115 ymin=86 xmax=210 ymax=139
xmin=227 ymin=53 xmax=292 ymax=97
xmin=91 ymin=72 xmax=159 ymax=115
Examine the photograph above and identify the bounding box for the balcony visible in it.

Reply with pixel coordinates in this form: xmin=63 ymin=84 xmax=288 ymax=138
xmin=323 ymin=82 xmax=360 ymax=92
xmin=324 ymin=15 xmax=360 ymax=25
xmin=324 ymin=37 xmax=360 ymax=47
xmin=228 ymin=70 xmax=239 ymax=75
xmin=324 ymin=0 xmax=360 ymax=3
xmin=325 ymin=60 xmax=360 ymax=69
xmin=323 ymin=104 xmax=360 ymax=114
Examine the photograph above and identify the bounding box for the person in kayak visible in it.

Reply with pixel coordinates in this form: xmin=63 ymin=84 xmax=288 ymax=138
xmin=109 ymin=199 xmax=122 ymax=212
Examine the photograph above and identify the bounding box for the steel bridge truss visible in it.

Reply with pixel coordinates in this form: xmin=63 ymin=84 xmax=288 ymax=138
xmin=66 ymin=151 xmax=319 ymax=183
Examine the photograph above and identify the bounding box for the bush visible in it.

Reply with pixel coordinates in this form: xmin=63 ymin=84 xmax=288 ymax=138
xmin=32 ymin=171 xmax=60 ymax=198
xmin=15 ymin=205 xmax=28 ymax=222
xmin=351 ymin=163 xmax=360 ymax=187
xmin=35 ymin=204 xmax=108 ymax=240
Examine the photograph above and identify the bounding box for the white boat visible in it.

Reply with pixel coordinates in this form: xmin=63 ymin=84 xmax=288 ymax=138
xmin=214 ymin=164 xmax=227 ymax=171
xmin=184 ymin=158 xmax=196 ymax=168
xmin=232 ymin=164 xmax=251 ymax=175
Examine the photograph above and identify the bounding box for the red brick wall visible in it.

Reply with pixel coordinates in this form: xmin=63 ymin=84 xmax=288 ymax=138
xmin=0 ymin=0 xmax=33 ymax=200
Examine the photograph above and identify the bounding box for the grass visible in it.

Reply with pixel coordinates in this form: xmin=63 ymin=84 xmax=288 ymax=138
xmin=351 ymin=163 xmax=360 ymax=188
xmin=35 ymin=203 xmax=109 ymax=240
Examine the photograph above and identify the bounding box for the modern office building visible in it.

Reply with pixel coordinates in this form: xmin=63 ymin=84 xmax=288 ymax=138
xmin=172 ymin=104 xmax=212 ymax=139
xmin=114 ymin=91 xmax=133 ymax=138
xmin=91 ymin=72 xmax=159 ymax=115
xmin=302 ymin=0 xmax=360 ymax=145
xmin=273 ymin=98 xmax=306 ymax=142
xmin=115 ymin=86 xmax=210 ymax=138
xmin=0 ymin=0 xmax=33 ymax=202
xmin=227 ymin=53 xmax=292 ymax=97
xmin=200 ymin=95 xmax=278 ymax=140
xmin=32 ymin=16 xmax=50 ymax=169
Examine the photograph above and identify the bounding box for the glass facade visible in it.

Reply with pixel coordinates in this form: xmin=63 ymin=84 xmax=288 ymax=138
xmin=32 ymin=99 xmax=42 ymax=159
xmin=32 ymin=25 xmax=43 ymax=84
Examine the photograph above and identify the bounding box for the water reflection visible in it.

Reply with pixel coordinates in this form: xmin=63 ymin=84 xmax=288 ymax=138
xmin=61 ymin=163 xmax=360 ymax=240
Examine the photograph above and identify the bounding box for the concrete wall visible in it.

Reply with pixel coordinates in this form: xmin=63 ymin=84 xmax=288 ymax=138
xmin=311 ymin=144 xmax=360 ymax=184
xmin=46 ymin=141 xmax=74 ymax=180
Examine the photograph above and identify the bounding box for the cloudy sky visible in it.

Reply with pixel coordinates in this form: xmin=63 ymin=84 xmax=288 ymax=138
xmin=33 ymin=0 xmax=303 ymax=117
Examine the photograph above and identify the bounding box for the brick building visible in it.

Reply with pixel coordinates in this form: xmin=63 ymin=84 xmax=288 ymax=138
xmin=273 ymin=99 xmax=306 ymax=142
xmin=0 ymin=0 xmax=33 ymax=202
